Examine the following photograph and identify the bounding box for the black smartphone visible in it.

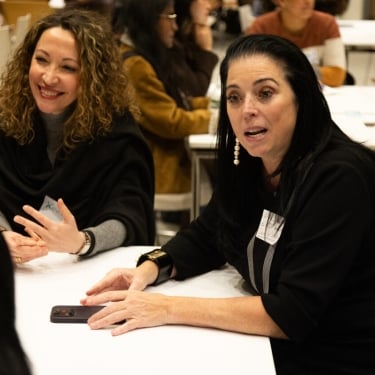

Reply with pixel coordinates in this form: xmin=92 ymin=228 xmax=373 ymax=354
xmin=50 ymin=305 xmax=104 ymax=323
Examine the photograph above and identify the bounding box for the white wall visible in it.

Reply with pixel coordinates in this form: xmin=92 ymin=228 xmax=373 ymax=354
xmin=341 ymin=0 xmax=364 ymax=19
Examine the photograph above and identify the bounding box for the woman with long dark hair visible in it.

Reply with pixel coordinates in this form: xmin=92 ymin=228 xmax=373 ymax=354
xmin=83 ymin=34 xmax=375 ymax=374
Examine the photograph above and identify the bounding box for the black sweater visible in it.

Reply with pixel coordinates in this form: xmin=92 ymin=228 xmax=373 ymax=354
xmin=163 ymin=143 xmax=375 ymax=374
xmin=0 ymin=111 xmax=155 ymax=246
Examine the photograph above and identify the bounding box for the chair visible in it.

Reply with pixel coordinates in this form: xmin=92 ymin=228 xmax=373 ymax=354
xmin=0 ymin=25 xmax=11 ymax=77
xmin=154 ymin=192 xmax=192 ymax=245
xmin=11 ymin=13 xmax=31 ymax=51
xmin=154 ymin=164 xmax=213 ymax=245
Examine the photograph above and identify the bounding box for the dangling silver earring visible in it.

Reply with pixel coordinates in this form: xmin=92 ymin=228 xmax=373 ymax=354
xmin=233 ymin=138 xmax=240 ymax=166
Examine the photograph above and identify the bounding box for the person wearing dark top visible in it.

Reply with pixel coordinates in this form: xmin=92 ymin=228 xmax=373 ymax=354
xmin=118 ymin=0 xmax=211 ymax=196
xmin=0 ymin=9 xmax=155 ymax=264
xmin=82 ymin=34 xmax=375 ymax=374
xmin=171 ymin=0 xmax=219 ymax=97
xmin=0 ymin=231 xmax=32 ymax=375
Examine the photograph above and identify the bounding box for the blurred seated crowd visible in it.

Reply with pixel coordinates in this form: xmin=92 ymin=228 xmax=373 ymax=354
xmin=215 ymin=0 xmax=350 ymax=34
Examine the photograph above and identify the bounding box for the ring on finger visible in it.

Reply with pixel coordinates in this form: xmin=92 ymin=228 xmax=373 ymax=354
xmin=15 ymin=256 xmax=23 ymax=264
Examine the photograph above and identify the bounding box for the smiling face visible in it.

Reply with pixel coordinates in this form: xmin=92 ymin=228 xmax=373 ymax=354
xmin=226 ymin=54 xmax=298 ymax=174
xmin=29 ymin=27 xmax=80 ymax=115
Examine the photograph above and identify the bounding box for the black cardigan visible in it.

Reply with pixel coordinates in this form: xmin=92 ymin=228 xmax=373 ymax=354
xmin=163 ymin=142 xmax=375 ymax=374
xmin=0 ymin=111 xmax=155 ymax=245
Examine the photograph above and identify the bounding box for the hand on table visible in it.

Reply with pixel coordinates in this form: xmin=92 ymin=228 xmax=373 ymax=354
xmin=81 ymin=260 xmax=163 ymax=335
xmin=83 ymin=289 xmax=171 ymax=336
xmin=83 ymin=259 xmax=159 ymax=296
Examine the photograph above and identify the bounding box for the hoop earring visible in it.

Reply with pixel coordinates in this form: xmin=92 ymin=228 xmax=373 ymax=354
xmin=233 ymin=138 xmax=240 ymax=166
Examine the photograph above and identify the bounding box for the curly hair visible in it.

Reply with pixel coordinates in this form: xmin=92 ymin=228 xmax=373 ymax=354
xmin=0 ymin=9 xmax=138 ymax=151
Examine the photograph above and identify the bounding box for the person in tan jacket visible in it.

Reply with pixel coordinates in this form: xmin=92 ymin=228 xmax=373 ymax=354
xmin=118 ymin=0 xmax=212 ymax=199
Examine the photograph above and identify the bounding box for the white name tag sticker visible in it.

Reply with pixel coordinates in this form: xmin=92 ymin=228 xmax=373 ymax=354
xmin=39 ymin=196 xmax=62 ymax=222
xmin=256 ymin=209 xmax=284 ymax=246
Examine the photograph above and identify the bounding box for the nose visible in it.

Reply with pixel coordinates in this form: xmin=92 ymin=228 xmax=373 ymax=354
xmin=242 ymin=95 xmax=258 ymax=118
xmin=42 ymin=68 xmax=59 ymax=86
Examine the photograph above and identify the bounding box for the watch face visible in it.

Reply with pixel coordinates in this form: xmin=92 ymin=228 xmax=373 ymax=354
xmin=149 ymin=250 xmax=166 ymax=260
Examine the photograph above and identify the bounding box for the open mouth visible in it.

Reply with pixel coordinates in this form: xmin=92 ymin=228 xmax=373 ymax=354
xmin=245 ymin=129 xmax=267 ymax=137
xmin=39 ymin=86 xmax=62 ymax=98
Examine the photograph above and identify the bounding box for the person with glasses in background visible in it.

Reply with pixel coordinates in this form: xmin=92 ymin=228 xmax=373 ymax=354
xmin=117 ymin=0 xmax=212 ymax=228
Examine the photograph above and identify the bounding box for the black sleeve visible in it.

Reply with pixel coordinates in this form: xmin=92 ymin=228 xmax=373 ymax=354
xmin=162 ymin=192 xmax=226 ymax=279
xmin=262 ymin=161 xmax=375 ymax=342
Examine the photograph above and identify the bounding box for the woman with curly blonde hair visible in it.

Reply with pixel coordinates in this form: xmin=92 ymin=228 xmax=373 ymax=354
xmin=0 ymin=9 xmax=155 ymax=264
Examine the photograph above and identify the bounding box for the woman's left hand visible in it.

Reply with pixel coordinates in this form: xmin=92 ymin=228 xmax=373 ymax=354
xmin=13 ymin=198 xmax=84 ymax=253
xmin=84 ymin=290 xmax=171 ymax=336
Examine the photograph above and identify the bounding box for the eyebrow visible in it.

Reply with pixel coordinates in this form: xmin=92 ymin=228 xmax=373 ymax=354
xmin=226 ymin=77 xmax=279 ymax=90
xmin=34 ymin=48 xmax=78 ymax=64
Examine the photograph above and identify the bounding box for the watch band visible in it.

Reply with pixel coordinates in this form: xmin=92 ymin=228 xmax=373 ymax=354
xmin=72 ymin=231 xmax=93 ymax=256
xmin=136 ymin=249 xmax=173 ymax=286
xmin=77 ymin=231 xmax=92 ymax=255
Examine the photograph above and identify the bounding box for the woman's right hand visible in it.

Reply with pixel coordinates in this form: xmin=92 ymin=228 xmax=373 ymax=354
xmin=82 ymin=260 xmax=160 ymax=298
xmin=2 ymin=230 xmax=48 ymax=264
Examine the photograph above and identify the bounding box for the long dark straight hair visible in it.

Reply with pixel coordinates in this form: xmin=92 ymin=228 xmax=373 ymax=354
xmin=216 ymin=34 xmax=362 ymax=222
xmin=174 ymin=0 xmax=194 ymax=43
xmin=123 ymin=0 xmax=171 ymax=69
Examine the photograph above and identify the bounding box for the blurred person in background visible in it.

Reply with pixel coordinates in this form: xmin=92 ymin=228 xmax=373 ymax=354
xmin=172 ymin=0 xmax=219 ymax=97
xmin=315 ymin=0 xmax=349 ymax=15
xmin=64 ymin=0 xmax=115 ymax=21
xmin=246 ymin=0 xmax=347 ymax=87
xmin=118 ymin=0 xmax=212 ymax=227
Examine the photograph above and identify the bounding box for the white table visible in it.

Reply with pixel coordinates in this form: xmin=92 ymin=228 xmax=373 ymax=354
xmin=15 ymin=246 xmax=276 ymax=375
xmin=338 ymin=19 xmax=375 ymax=50
xmin=188 ymin=86 xmax=375 ymax=218
xmin=324 ymin=85 xmax=375 ymax=126
xmin=324 ymin=85 xmax=375 ymax=150
xmin=338 ymin=19 xmax=375 ymax=80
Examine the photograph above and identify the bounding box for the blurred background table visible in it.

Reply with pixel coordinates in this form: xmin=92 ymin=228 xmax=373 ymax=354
xmin=338 ymin=19 xmax=375 ymax=82
xmin=338 ymin=19 xmax=375 ymax=52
